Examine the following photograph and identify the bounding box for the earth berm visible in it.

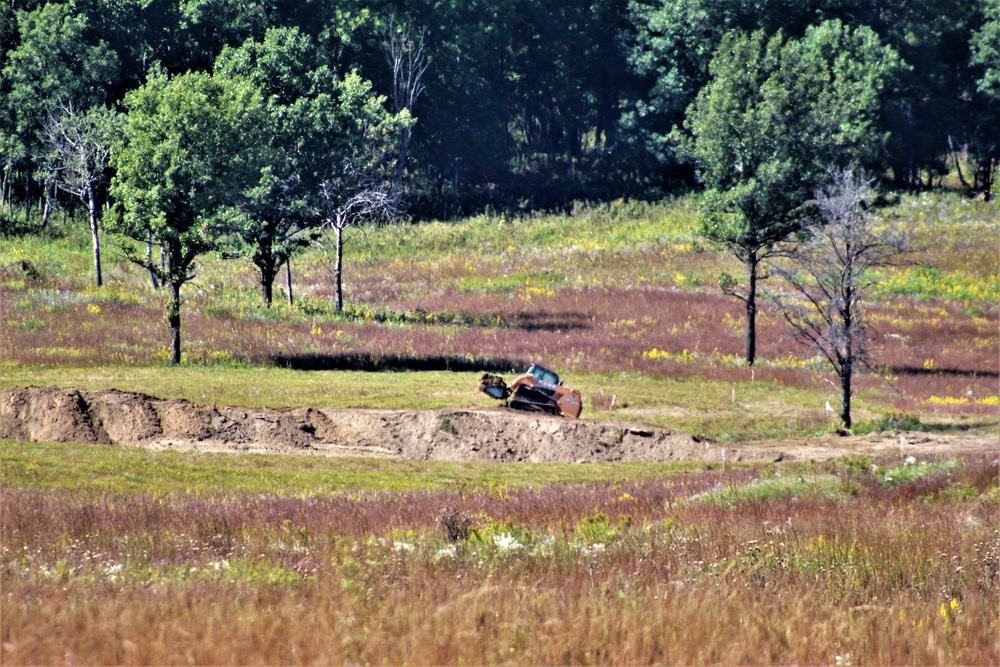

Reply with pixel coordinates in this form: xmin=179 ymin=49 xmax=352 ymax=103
xmin=1 ymin=386 xmax=995 ymax=463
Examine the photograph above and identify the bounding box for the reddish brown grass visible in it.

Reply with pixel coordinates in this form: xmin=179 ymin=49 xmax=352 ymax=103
xmin=3 ymin=458 xmax=997 ymax=665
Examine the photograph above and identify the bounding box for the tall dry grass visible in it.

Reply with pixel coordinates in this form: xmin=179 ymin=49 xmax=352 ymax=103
xmin=3 ymin=458 xmax=997 ymax=664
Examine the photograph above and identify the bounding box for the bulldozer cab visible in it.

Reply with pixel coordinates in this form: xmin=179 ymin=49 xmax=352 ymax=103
xmin=525 ymin=363 xmax=560 ymax=387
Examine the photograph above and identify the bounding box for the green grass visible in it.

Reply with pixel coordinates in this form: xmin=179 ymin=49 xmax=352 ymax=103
xmin=686 ymin=458 xmax=963 ymax=506
xmin=2 ymin=190 xmax=996 ymax=440
xmin=0 ymin=363 xmax=853 ymax=440
xmin=0 ymin=440 xmax=702 ymax=497
xmin=689 ymin=472 xmax=851 ymax=505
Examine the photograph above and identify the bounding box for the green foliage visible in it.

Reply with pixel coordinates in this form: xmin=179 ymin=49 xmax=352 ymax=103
xmin=690 ymin=472 xmax=849 ymax=506
xmin=676 ymin=22 xmax=902 ymax=365
xmin=109 ymin=67 xmax=265 ymax=362
xmin=679 ymin=22 xmax=902 ymax=256
xmin=973 ymin=0 xmax=1000 ymax=99
xmin=2 ymin=3 xmax=118 ymax=147
xmin=574 ymin=513 xmax=620 ymax=544
xmin=110 ymin=68 xmax=264 ymax=260
xmin=212 ymin=27 xmax=400 ymax=307
xmin=852 ymin=412 xmax=924 ymax=435
xmin=876 ymin=459 xmax=959 ymax=487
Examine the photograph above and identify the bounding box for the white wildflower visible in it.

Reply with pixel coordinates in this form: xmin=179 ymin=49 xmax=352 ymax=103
xmin=904 ymin=456 xmax=917 ymax=465
xmin=493 ymin=532 xmax=523 ymax=553
xmin=393 ymin=541 xmax=415 ymax=554
xmin=434 ymin=545 xmax=457 ymax=561
xmin=835 ymin=652 xmax=853 ymax=667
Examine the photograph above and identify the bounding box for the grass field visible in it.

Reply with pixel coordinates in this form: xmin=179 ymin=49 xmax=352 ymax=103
xmin=2 ymin=444 xmax=997 ymax=664
xmin=1 ymin=191 xmax=998 ymax=664
xmin=1 ymin=192 xmax=997 ymax=439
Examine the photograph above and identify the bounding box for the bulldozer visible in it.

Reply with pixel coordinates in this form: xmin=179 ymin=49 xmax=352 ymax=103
xmin=478 ymin=362 xmax=583 ymax=418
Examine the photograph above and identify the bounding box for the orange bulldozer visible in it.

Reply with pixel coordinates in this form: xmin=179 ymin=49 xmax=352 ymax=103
xmin=478 ymin=362 xmax=583 ymax=418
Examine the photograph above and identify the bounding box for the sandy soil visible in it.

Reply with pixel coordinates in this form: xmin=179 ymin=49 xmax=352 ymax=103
xmin=1 ymin=386 xmax=996 ymax=463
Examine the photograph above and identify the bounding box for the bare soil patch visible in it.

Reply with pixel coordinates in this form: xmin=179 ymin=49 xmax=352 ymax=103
xmin=1 ymin=386 xmax=996 ymax=463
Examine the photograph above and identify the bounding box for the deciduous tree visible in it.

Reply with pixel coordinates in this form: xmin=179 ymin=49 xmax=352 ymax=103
xmin=214 ymin=27 xmax=332 ymax=307
xmin=676 ymin=21 xmax=902 ymax=365
xmin=110 ymin=68 xmax=263 ymax=364
xmin=771 ymin=165 xmax=912 ymax=429
xmin=40 ymin=103 xmax=120 ymax=287
xmin=1 ymin=2 xmax=118 ymax=223
xmin=310 ymin=71 xmax=404 ymax=311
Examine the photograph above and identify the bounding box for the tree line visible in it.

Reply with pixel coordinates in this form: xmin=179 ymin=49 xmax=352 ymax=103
xmin=1 ymin=0 xmax=997 ymax=425
xmin=2 ymin=0 xmax=998 ymax=223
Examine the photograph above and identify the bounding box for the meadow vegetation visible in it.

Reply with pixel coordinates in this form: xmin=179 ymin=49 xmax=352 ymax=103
xmin=2 ymin=444 xmax=996 ymax=664
xmin=1 ymin=191 xmax=998 ymax=664
xmin=1 ymin=192 xmax=997 ymax=440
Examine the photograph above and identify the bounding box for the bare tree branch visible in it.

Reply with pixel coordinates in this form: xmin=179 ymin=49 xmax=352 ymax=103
xmin=41 ymin=101 xmax=118 ymax=287
xmin=315 ymin=171 xmax=402 ymax=311
xmin=383 ymin=14 xmax=428 ymax=194
xmin=770 ymin=164 xmax=913 ymax=428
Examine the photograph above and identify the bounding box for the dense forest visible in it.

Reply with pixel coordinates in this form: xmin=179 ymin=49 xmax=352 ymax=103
xmin=2 ymin=0 xmax=998 ymax=224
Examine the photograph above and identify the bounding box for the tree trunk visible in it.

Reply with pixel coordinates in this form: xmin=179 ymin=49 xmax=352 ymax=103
xmin=41 ymin=193 xmax=51 ymax=230
xmin=392 ymin=127 xmax=411 ymax=194
xmin=0 ymin=162 xmax=8 ymax=212
xmin=285 ymin=259 xmax=293 ymax=306
xmin=839 ymin=359 xmax=852 ymax=429
xmin=146 ymin=233 xmax=159 ymax=288
xmin=260 ymin=260 xmax=276 ymax=308
xmin=949 ymin=137 xmax=969 ymax=190
xmin=839 ymin=300 xmax=854 ymax=428
xmin=334 ymin=224 xmax=344 ymax=312
xmin=168 ymin=281 xmax=182 ymax=365
xmin=262 ymin=275 xmax=273 ymax=308
xmin=88 ymin=191 xmax=103 ymax=287
xmin=745 ymin=252 xmax=759 ymax=367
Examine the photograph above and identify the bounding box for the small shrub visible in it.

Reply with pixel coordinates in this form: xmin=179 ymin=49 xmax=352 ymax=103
xmin=853 ymin=411 xmax=923 ymax=435
xmin=575 ymin=513 xmax=618 ymax=544
xmin=590 ymin=389 xmax=618 ymax=411
xmin=437 ymin=506 xmax=474 ymax=542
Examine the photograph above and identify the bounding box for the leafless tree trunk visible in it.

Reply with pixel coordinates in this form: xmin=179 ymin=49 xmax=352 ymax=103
xmin=41 ymin=103 xmax=116 ymax=287
xmin=318 ymin=180 xmax=400 ymax=312
xmin=333 ymin=221 xmax=344 ymax=311
xmin=87 ymin=189 xmax=102 ymax=286
xmin=40 ymin=184 xmax=53 ymax=230
xmin=771 ymin=165 xmax=912 ymax=428
xmin=384 ymin=16 xmax=428 ymax=195
xmin=0 ymin=161 xmax=8 ymax=212
xmin=285 ymin=259 xmax=294 ymax=306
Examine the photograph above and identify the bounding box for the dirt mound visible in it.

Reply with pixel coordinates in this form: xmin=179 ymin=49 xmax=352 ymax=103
xmin=2 ymin=386 xmax=996 ymax=463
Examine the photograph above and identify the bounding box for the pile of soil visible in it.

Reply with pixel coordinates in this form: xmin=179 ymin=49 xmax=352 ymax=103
xmin=1 ymin=386 xmax=995 ymax=463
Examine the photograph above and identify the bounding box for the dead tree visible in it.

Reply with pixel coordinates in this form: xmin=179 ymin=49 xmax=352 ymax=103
xmin=384 ymin=15 xmax=428 ymax=195
xmin=771 ymin=165 xmax=912 ymax=429
xmin=318 ymin=175 xmax=401 ymax=311
xmin=41 ymin=103 xmax=118 ymax=286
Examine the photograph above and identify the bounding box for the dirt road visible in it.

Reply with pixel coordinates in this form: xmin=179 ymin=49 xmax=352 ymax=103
xmin=1 ymin=386 xmax=996 ymax=463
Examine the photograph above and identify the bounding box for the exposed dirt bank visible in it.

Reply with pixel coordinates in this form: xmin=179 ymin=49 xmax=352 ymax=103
xmin=1 ymin=386 xmax=996 ymax=463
